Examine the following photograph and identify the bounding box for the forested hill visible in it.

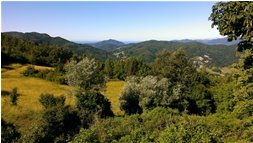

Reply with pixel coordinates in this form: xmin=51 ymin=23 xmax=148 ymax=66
xmin=89 ymin=39 xmax=125 ymax=52
xmin=175 ymin=37 xmax=240 ymax=45
xmin=2 ymin=32 xmax=113 ymax=60
xmin=114 ymin=40 xmax=238 ymax=67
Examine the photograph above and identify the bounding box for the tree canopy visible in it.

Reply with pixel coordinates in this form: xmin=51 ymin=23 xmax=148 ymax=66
xmin=209 ymin=1 xmax=253 ymax=52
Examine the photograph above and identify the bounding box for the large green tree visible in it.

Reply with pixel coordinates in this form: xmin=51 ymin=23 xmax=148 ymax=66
xmin=210 ymin=1 xmax=253 ymax=119
xmin=209 ymin=1 xmax=253 ymax=52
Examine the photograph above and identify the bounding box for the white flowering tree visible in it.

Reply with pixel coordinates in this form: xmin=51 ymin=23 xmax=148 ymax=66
xmin=65 ymin=57 xmax=105 ymax=90
xmin=119 ymin=76 xmax=170 ymax=114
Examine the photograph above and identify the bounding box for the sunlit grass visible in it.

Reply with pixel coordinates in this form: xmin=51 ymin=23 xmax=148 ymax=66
xmin=1 ymin=64 xmax=74 ymax=134
xmin=1 ymin=63 xmax=125 ymax=134
xmin=103 ymin=80 xmax=125 ymax=115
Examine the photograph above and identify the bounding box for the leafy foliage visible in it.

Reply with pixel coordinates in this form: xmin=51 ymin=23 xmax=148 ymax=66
xmin=1 ymin=118 xmax=20 ymax=143
xmin=71 ymin=107 xmax=253 ymax=143
xmin=22 ymin=66 xmax=39 ymax=77
xmin=65 ymin=57 xmax=105 ymax=90
xmin=101 ymin=57 xmax=151 ymax=80
xmin=22 ymin=93 xmax=80 ymax=143
xmin=119 ymin=50 xmax=215 ymax=115
xmin=3 ymin=2 xmax=253 ymax=142
xmin=10 ymin=87 xmax=18 ymax=105
xmin=75 ymin=91 xmax=114 ymax=128
xmin=23 ymin=65 xmax=67 ymax=84
xmin=209 ymin=1 xmax=253 ymax=119
xmin=209 ymin=1 xmax=253 ymax=52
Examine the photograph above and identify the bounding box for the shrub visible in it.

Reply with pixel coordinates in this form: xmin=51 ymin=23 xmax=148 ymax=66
xmin=65 ymin=58 xmax=105 ymax=90
xmin=71 ymin=128 xmax=99 ymax=143
xmin=35 ymin=69 xmax=51 ymax=79
xmin=25 ymin=93 xmax=81 ymax=142
xmin=22 ymin=66 xmax=38 ymax=76
xmin=75 ymin=91 xmax=114 ymax=128
xmin=10 ymin=87 xmax=18 ymax=105
xmin=1 ymin=119 xmax=20 ymax=143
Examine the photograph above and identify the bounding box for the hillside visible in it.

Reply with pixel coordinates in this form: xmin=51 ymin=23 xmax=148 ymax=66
xmin=114 ymin=40 xmax=238 ymax=67
xmin=175 ymin=37 xmax=240 ymax=45
xmin=3 ymin=32 xmax=114 ymax=60
xmin=89 ymin=39 xmax=125 ymax=52
xmin=1 ymin=64 xmax=125 ymax=134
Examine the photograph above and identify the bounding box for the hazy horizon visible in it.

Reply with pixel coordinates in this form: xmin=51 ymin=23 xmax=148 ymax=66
xmin=2 ymin=1 xmax=223 ymax=41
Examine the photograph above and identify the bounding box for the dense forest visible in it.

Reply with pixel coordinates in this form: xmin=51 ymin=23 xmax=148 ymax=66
xmin=1 ymin=1 xmax=253 ymax=143
xmin=113 ymin=40 xmax=238 ymax=67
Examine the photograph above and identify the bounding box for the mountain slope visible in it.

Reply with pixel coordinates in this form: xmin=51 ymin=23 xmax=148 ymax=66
xmin=114 ymin=40 xmax=238 ymax=67
xmin=3 ymin=32 xmax=113 ymax=60
xmin=175 ymin=38 xmax=240 ymax=46
xmin=90 ymin=39 xmax=125 ymax=52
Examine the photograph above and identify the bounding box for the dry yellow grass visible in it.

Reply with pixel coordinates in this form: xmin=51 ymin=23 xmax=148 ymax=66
xmin=1 ymin=64 xmax=74 ymax=133
xmin=1 ymin=64 xmax=125 ymax=134
xmin=103 ymin=80 xmax=125 ymax=115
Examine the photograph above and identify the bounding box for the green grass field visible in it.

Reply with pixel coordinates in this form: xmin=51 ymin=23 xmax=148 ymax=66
xmin=103 ymin=80 xmax=125 ymax=115
xmin=1 ymin=64 xmax=124 ymax=134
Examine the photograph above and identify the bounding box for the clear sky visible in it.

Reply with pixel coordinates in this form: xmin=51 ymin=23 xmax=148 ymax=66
xmin=2 ymin=1 xmax=222 ymax=41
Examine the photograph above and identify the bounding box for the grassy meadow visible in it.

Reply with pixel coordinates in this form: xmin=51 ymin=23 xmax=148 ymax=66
xmin=1 ymin=64 xmax=124 ymax=134
xmin=103 ymin=80 xmax=125 ymax=115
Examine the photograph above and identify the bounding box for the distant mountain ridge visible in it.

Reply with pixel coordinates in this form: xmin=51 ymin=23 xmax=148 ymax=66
xmin=89 ymin=39 xmax=125 ymax=52
xmin=174 ymin=38 xmax=240 ymax=46
xmin=2 ymin=32 xmax=239 ymax=67
xmin=3 ymin=32 xmax=114 ymax=60
xmin=114 ymin=40 xmax=238 ymax=67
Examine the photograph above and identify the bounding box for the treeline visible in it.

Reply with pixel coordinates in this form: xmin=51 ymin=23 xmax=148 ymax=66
xmin=1 ymin=34 xmax=72 ymax=66
xmin=3 ymin=47 xmax=253 ymax=142
xmin=2 ymin=1 xmax=253 ymax=142
xmin=100 ymin=57 xmax=150 ymax=80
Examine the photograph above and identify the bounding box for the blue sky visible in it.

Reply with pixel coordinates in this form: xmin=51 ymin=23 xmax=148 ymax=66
xmin=2 ymin=1 xmax=222 ymax=41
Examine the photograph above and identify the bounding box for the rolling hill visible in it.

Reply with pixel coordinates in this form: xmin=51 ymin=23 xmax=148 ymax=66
xmin=114 ymin=40 xmax=238 ymax=67
xmin=3 ymin=32 xmax=114 ymax=60
xmin=175 ymin=37 xmax=240 ymax=46
xmin=89 ymin=39 xmax=125 ymax=52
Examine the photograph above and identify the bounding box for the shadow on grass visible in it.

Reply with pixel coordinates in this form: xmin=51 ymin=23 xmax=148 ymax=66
xmin=1 ymin=90 xmax=22 ymax=97
xmin=2 ymin=66 xmax=15 ymax=70
xmin=1 ymin=90 xmax=10 ymax=96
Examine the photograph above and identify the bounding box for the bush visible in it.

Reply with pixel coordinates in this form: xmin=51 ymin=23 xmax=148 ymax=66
xmin=39 ymin=93 xmax=65 ymax=108
xmin=23 ymin=67 xmax=67 ymax=85
xmin=1 ymin=119 xmax=20 ymax=143
xmin=71 ymin=107 xmax=253 ymax=143
xmin=35 ymin=69 xmax=51 ymax=79
xmin=75 ymin=91 xmax=114 ymax=128
xmin=10 ymin=87 xmax=18 ymax=105
xmin=119 ymin=77 xmax=142 ymax=114
xmin=65 ymin=58 xmax=105 ymax=90
xmin=22 ymin=66 xmax=38 ymax=77
xmin=71 ymin=128 xmax=99 ymax=143
xmin=24 ymin=93 xmax=81 ymax=142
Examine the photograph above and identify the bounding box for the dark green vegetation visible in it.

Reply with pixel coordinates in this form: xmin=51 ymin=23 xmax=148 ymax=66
xmin=114 ymin=40 xmax=238 ymax=67
xmin=2 ymin=1 xmax=253 ymax=143
xmin=10 ymin=87 xmax=18 ymax=105
xmin=2 ymin=33 xmax=73 ymax=66
xmin=101 ymin=57 xmax=150 ymax=80
xmin=90 ymin=39 xmax=125 ymax=52
xmin=22 ymin=65 xmax=67 ymax=84
xmin=175 ymin=37 xmax=240 ymax=45
xmin=2 ymin=32 xmax=114 ymax=63
xmin=209 ymin=1 xmax=253 ymax=52
xmin=1 ymin=118 xmax=20 ymax=143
